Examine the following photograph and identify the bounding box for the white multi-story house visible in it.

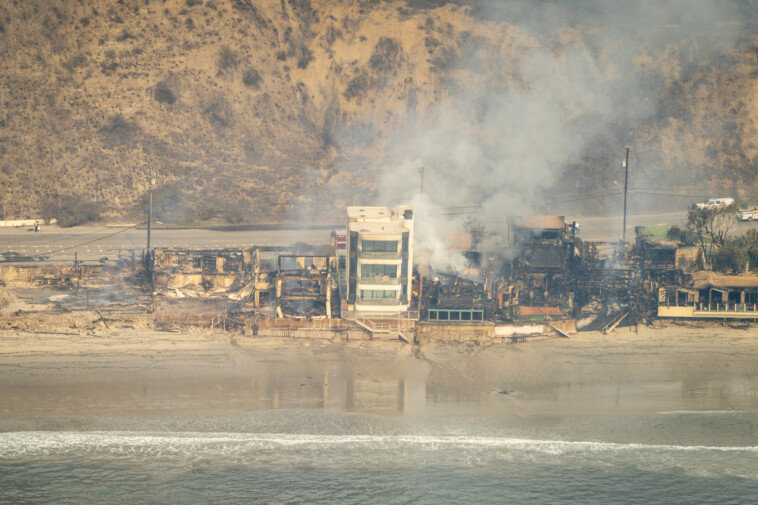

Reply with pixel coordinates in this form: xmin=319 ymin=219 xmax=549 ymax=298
xmin=345 ymin=206 xmax=414 ymax=313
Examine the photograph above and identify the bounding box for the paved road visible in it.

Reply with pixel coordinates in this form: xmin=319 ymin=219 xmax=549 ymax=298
xmin=565 ymin=211 xmax=688 ymax=241
xmin=0 ymin=225 xmax=332 ymax=263
xmin=567 ymin=210 xmax=758 ymax=242
xmin=2 ymin=212 xmax=757 ymax=263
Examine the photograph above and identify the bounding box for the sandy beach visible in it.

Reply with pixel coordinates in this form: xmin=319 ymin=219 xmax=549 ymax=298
xmin=3 ymin=312 xmax=758 ymax=505
xmin=2 ymin=311 xmax=757 ymax=446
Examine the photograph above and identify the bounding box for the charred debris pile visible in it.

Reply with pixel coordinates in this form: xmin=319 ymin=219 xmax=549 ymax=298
xmin=4 ymin=214 xmax=757 ymax=337
xmin=149 ymin=247 xmax=337 ymax=330
xmin=419 ymin=215 xmax=743 ymax=331
xmin=142 ymin=214 xmax=727 ymax=333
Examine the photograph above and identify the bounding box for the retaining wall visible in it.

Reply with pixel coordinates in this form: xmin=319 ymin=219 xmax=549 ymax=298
xmin=416 ymin=322 xmax=495 ymax=344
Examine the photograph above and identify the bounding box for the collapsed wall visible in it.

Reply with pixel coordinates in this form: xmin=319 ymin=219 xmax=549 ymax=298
xmin=0 ymin=264 xmax=123 ymax=287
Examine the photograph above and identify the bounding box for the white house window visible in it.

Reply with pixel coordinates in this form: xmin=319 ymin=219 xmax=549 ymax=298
xmin=361 ymin=264 xmax=397 ymax=278
xmin=361 ymin=240 xmax=398 ymax=253
xmin=360 ymin=289 xmax=398 ymax=299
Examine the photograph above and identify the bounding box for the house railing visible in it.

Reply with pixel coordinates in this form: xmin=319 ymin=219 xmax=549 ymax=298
xmin=354 ymin=297 xmax=403 ymax=306
xmin=343 ymin=309 xmax=420 ymax=322
xmin=697 ymin=303 xmax=758 ymax=312
xmin=357 ymin=276 xmax=402 ymax=286
xmin=358 ymin=251 xmax=402 ymax=260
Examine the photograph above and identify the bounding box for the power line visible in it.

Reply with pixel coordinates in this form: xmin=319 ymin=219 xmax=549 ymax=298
xmin=429 ymin=191 xmax=624 ymax=216
xmin=429 ymin=186 xmax=720 ymax=217
xmin=633 ymin=191 xmax=714 ymax=198
xmin=547 ymin=191 xmax=623 ymax=205
xmin=630 ymin=186 xmax=735 ymax=191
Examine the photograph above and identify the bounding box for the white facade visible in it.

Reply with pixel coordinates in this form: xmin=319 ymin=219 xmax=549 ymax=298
xmin=345 ymin=206 xmax=414 ymax=313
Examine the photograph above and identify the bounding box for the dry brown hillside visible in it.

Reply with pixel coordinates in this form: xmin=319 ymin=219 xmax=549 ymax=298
xmin=1 ymin=0 xmax=757 ymax=224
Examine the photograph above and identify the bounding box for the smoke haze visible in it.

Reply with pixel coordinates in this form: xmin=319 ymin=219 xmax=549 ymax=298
xmin=369 ymin=0 xmax=751 ymax=271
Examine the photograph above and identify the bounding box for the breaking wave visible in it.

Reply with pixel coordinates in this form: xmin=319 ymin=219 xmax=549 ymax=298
xmin=3 ymin=431 xmax=758 ymax=454
xmin=2 ymin=431 xmax=757 ymax=480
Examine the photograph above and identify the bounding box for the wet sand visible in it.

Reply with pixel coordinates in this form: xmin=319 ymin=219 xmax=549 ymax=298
xmin=1 ymin=312 xmax=757 ymax=445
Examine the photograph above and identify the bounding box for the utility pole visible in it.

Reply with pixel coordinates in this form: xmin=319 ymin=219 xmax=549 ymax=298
xmin=418 ymin=166 xmax=425 ymax=195
xmin=146 ymin=177 xmax=155 ymax=252
xmin=75 ymin=251 xmax=80 ymax=294
xmin=622 ymin=147 xmax=631 ymax=243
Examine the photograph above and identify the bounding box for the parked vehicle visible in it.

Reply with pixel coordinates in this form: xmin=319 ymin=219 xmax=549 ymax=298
xmin=695 ymin=197 xmax=735 ymax=209
xmin=738 ymin=206 xmax=758 ymax=221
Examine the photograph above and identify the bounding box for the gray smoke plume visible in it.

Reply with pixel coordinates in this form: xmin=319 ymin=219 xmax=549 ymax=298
xmin=377 ymin=0 xmax=748 ymax=272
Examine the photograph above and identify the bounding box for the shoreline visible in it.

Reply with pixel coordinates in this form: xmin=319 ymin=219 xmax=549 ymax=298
xmin=2 ymin=310 xmax=757 ymax=436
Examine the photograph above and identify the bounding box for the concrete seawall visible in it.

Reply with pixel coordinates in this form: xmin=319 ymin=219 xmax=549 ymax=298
xmin=247 ymin=318 xmax=370 ymax=341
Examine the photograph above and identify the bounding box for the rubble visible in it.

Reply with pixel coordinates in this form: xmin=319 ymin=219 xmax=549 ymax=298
xmin=3 ymin=212 xmax=757 ymax=342
xmin=275 ymin=254 xmax=334 ymax=319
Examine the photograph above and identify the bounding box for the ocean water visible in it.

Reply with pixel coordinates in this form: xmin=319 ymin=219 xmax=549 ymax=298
xmin=2 ymin=411 xmax=758 ymax=505
xmin=3 ymin=334 xmax=758 ymax=504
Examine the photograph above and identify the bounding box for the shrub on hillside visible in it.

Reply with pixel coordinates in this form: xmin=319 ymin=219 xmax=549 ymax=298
xmin=116 ymin=29 xmax=135 ymax=41
xmin=242 ymin=68 xmax=261 ymax=88
xmin=42 ymin=196 xmax=102 ymax=228
xmin=297 ymin=46 xmax=313 ymax=69
xmin=197 ymin=206 xmax=219 ymax=221
xmin=98 ymin=114 xmax=140 ymax=146
xmin=344 ymin=73 xmax=369 ymax=99
xmin=222 ymin=206 xmax=245 ymax=224
xmin=217 ymin=45 xmax=238 ymax=70
xmin=369 ymin=37 xmax=403 ymax=74
xmin=154 ymin=81 xmax=176 ymax=104
xmin=204 ymin=97 xmax=233 ymax=127
xmin=63 ymin=54 xmax=88 ymax=72
xmin=100 ymin=49 xmax=118 ymax=74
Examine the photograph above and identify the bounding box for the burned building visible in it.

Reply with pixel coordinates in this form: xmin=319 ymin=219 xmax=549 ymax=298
xmin=633 ymin=226 xmax=690 ymax=285
xmin=658 ymin=271 xmax=758 ymax=320
xmin=152 ymin=248 xmax=251 ymax=293
xmin=424 ymin=273 xmax=493 ymax=322
xmin=508 ymin=216 xmax=576 ymax=273
xmin=151 ymin=247 xmax=278 ymax=315
xmin=151 ymin=247 xmax=340 ymax=324
xmin=500 ymin=215 xmax=578 ymax=314
xmin=275 ymin=254 xmax=334 ymax=319
xmin=571 ymin=241 xmax=637 ymax=322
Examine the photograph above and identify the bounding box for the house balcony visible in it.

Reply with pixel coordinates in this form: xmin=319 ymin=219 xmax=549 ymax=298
xmin=358 ymin=251 xmax=402 ymax=260
xmin=357 ymin=276 xmax=402 ymax=286
xmin=355 ymin=297 xmax=403 ymax=306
